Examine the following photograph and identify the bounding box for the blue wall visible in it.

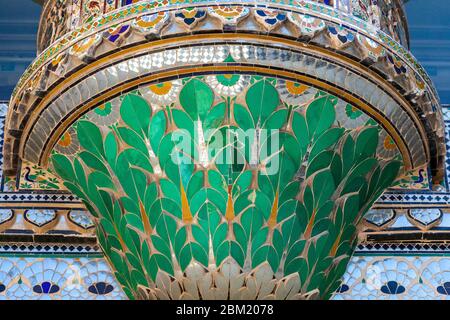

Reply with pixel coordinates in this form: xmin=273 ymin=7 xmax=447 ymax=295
xmin=406 ymin=0 xmax=450 ymax=104
xmin=0 ymin=0 xmax=40 ymax=101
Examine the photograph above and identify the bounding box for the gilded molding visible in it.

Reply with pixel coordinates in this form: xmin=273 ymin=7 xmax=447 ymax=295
xmin=4 ymin=1 xmax=443 ymax=183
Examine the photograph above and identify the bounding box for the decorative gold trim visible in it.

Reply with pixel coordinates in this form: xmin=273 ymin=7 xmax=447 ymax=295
xmin=373 ymin=203 xmax=450 ymax=209
xmin=37 ymin=64 xmax=414 ymax=170
xmin=18 ymin=34 xmax=427 ymax=169
xmin=0 ymin=202 xmax=83 ymax=209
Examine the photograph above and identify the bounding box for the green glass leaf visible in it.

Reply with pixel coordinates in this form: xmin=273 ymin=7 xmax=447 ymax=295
xmin=117 ymin=127 xmax=148 ymax=155
xmin=155 ymin=211 xmax=178 ymax=245
xmin=145 ymin=255 xmax=160 ymax=281
xmin=279 ymin=182 xmax=300 ymax=205
xmin=79 ymin=151 xmax=109 ymax=175
xmin=278 ymin=133 xmax=302 ymax=169
xmin=251 ymin=245 xmax=270 ymax=269
xmin=314 ymin=200 xmax=334 ymax=223
xmin=149 ymin=110 xmax=167 ymax=153
xmin=77 ymin=121 xmax=105 ymax=158
xmin=232 ymin=170 xmax=253 ymax=198
xmin=285 ymin=240 xmax=306 ymax=267
xmin=344 ymin=158 xmax=377 ymax=188
xmin=310 ymin=169 xmax=336 ymax=209
xmin=186 ymin=171 xmax=204 ymax=201
xmin=251 ymin=227 xmax=268 ymax=256
xmin=88 ymin=170 xmax=115 ymax=191
xmin=263 ymin=109 xmax=288 ymax=129
xmin=233 ymin=103 xmax=254 ymax=130
xmin=115 ymin=156 xmax=147 ymax=202
xmin=277 ymin=199 xmax=298 ymax=223
xmin=302 ymin=186 xmax=314 ymax=219
xmin=144 ymin=182 xmax=158 ymax=214
xmin=73 ymin=157 xmax=88 ymax=191
xmin=292 ymin=112 xmax=309 ymax=153
xmin=240 ymin=205 xmax=264 ymax=237
xmin=51 ymin=154 xmax=75 ymax=182
xmin=163 ymin=160 xmax=194 ymax=193
xmin=191 ymin=242 xmax=208 ymax=267
xmin=341 ymin=133 xmax=355 ymax=174
xmin=158 ymin=131 xmax=193 ymax=178
xmin=192 ymin=224 xmax=209 ymax=250
xmin=309 ymin=128 xmax=345 ymax=160
xmin=155 ymin=254 xmax=174 ymax=277
xmin=341 ymin=176 xmax=367 ymax=196
xmin=233 ymin=223 xmax=248 ymax=253
xmin=204 ymin=102 xmax=226 ymax=133
xmin=330 ymin=153 xmax=343 ymax=184
xmin=151 ymin=234 xmax=172 ymax=261
xmin=179 ymin=79 xmax=214 ymax=121
xmin=178 ymin=245 xmax=193 ymax=271
xmin=230 ymin=241 xmax=245 ymax=267
xmin=160 ymin=179 xmax=181 ymax=204
xmin=305 ymin=95 xmax=336 ymax=140
xmin=273 ymin=228 xmax=284 ymax=257
xmin=307 ymin=271 xmax=325 ymax=293
xmin=120 ymin=94 xmax=151 ymax=137
xmin=175 ymin=226 xmax=187 ymax=258
xmin=104 ymin=132 xmax=118 ymax=169
xmin=311 ymin=218 xmax=330 ymax=237
xmin=172 ymin=109 xmax=195 ymax=143
xmin=207 ymin=170 xmax=227 ymax=198
xmin=216 ymin=241 xmax=230 ymax=266
xmin=354 ymin=126 xmax=379 ymax=161
xmin=284 ymin=257 xmax=308 ymax=279
xmin=246 ymin=80 xmax=279 ymax=126
xmin=112 ymin=199 xmax=123 ymax=225
xmin=305 ymin=150 xmax=334 ymax=178
xmin=378 ymin=161 xmax=402 ymax=189
xmin=212 ymin=223 xmax=227 ymax=252
xmin=125 ymin=213 xmax=145 ymax=234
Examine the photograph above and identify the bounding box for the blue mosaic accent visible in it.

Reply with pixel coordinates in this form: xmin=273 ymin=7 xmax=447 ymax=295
xmin=333 ymin=256 xmax=450 ymax=300
xmin=0 ymin=257 xmax=126 ymax=300
xmin=0 ymin=254 xmax=448 ymax=300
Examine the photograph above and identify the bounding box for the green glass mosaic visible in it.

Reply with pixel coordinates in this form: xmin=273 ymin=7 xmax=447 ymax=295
xmin=51 ymin=75 xmax=401 ymax=299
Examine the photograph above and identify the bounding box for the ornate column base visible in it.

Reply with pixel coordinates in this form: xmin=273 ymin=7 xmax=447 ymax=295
xmin=50 ymin=75 xmax=400 ymax=299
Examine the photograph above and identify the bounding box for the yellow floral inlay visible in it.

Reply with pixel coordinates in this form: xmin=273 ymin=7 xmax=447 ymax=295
xmin=286 ymin=81 xmax=309 ymax=95
xmin=268 ymin=191 xmax=279 ymax=228
xmin=149 ymin=81 xmax=173 ymax=95
xmin=384 ymin=136 xmax=397 ymax=150
xmin=180 ymin=183 xmax=193 ymax=222
xmin=225 ymin=186 xmax=235 ymax=222
xmin=58 ymin=132 xmax=72 ymax=148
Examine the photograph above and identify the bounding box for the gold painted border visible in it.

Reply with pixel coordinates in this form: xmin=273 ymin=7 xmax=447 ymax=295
xmin=37 ymin=64 xmax=414 ymax=170
xmin=0 ymin=202 xmax=83 ymax=209
xmin=373 ymin=203 xmax=450 ymax=209
xmin=18 ymin=34 xmax=428 ymax=169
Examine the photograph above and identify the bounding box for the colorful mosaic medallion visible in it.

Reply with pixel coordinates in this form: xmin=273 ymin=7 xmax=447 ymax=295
xmin=287 ymin=12 xmax=326 ymax=37
xmin=174 ymin=8 xmax=207 ymax=29
xmin=132 ymin=12 xmax=170 ymax=35
xmin=208 ymin=6 xmax=250 ymax=26
xmin=51 ymin=74 xmax=401 ymax=300
xmin=254 ymin=9 xmax=287 ymax=31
